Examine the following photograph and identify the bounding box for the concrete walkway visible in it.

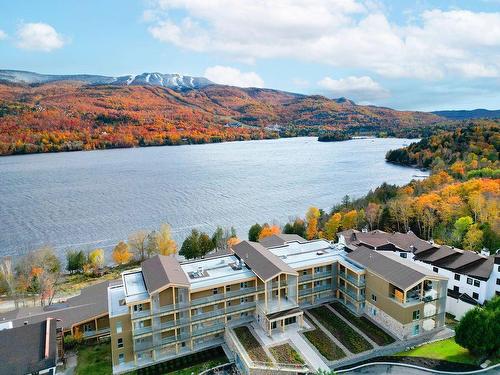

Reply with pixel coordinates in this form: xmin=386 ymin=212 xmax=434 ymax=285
xmin=325 ymin=304 xmax=380 ymax=348
xmin=250 ymin=321 xmax=330 ymax=372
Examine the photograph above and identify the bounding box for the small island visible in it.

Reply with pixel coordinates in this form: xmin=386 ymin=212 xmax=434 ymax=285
xmin=317 ymin=131 xmax=353 ymax=142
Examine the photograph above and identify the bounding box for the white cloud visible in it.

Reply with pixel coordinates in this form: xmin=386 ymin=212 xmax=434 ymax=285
xmin=318 ymin=75 xmax=389 ymax=100
xmin=204 ymin=65 xmax=264 ymax=87
xmin=144 ymin=1 xmax=500 ymax=79
xmin=16 ymin=23 xmax=65 ymax=52
xmin=0 ymin=30 xmax=7 ymax=40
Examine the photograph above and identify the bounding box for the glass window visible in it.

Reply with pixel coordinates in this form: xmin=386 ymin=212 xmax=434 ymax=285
xmin=302 ymin=270 xmax=307 ymax=276
xmin=467 ymin=278 xmax=473 ymax=285
xmin=496 ymin=279 xmax=500 ymax=285
xmin=412 ymin=324 xmax=420 ymax=336
xmin=117 ymin=338 xmax=123 ymax=348
xmin=226 ymin=286 xmax=231 ymax=292
xmin=118 ymin=353 xmax=125 ymax=364
xmin=473 ymin=292 xmax=479 ymax=300
xmin=116 ymin=321 xmax=122 ymax=334
xmin=454 ymin=274 xmax=460 ymax=281
xmin=371 ymin=294 xmax=377 ymax=302
xmin=400 ymin=253 xmax=407 ymax=258
xmin=213 ymin=288 xmax=218 ymax=295
xmin=240 ymin=282 xmax=248 ymax=288
xmin=474 ymin=280 xmax=480 ymax=287
xmin=433 ymin=267 xmax=438 ymax=273
xmin=453 ymin=286 xmax=459 ymax=293
xmin=412 ymin=310 xmax=420 ymax=320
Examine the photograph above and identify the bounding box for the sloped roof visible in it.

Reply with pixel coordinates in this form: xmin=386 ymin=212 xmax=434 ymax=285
xmin=347 ymin=246 xmax=444 ymax=290
xmin=0 ymin=319 xmax=56 ymax=375
xmin=232 ymin=240 xmax=298 ymax=281
xmin=259 ymin=234 xmax=306 ymax=248
xmin=415 ymin=245 xmax=460 ymax=263
xmin=0 ymin=280 xmax=114 ymax=330
xmin=141 ymin=255 xmax=190 ymax=293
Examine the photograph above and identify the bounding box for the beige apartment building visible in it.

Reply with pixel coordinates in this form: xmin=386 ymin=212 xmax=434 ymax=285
xmin=108 ymin=234 xmax=447 ymax=374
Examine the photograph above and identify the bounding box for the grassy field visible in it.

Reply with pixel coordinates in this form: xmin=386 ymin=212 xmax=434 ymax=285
xmin=233 ymin=326 xmax=272 ymax=363
xmin=395 ymin=338 xmax=477 ymax=365
xmin=308 ymin=306 xmax=373 ymax=354
xmin=329 ymin=302 xmax=395 ymax=346
xmin=75 ymin=343 xmax=112 ymax=375
xmin=269 ymin=344 xmax=305 ymax=365
xmin=303 ymin=319 xmax=346 ymax=361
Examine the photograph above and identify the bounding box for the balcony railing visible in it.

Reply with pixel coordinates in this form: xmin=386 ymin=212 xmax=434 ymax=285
xmin=338 ymin=270 xmax=365 ymax=287
xmin=389 ymin=292 xmax=421 ymax=305
xmin=82 ymin=327 xmax=110 ymax=338
xmin=299 ymin=271 xmax=332 ymax=283
xmin=192 ymin=322 xmax=225 ymax=337
xmin=298 ymin=284 xmax=332 ymax=297
xmin=271 ymin=280 xmax=288 ymax=288
xmin=191 ymin=308 xmax=226 ymax=322
xmin=226 ymin=301 xmax=256 ymax=314
xmin=338 ymin=285 xmax=364 ymax=302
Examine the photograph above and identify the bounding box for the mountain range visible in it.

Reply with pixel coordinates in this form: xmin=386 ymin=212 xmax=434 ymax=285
xmin=0 ymin=69 xmax=495 ymax=156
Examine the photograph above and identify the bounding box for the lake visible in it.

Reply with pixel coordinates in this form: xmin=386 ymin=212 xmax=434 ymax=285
xmin=0 ymin=137 xmax=427 ymax=259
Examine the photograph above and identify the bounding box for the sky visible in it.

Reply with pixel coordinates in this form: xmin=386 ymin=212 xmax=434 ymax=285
xmin=0 ymin=0 xmax=499 ymax=111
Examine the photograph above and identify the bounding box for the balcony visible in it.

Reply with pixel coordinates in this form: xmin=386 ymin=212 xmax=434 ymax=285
xmin=298 ymin=284 xmax=332 ymax=297
xmin=82 ymin=327 xmax=110 ymax=338
xmin=338 ymin=284 xmax=364 ymax=302
xmin=133 ymin=325 xmax=153 ymax=336
xmin=226 ymin=301 xmax=256 ymax=314
xmin=271 ymin=280 xmax=288 ymax=288
xmin=389 ymin=292 xmax=421 ymax=306
xmin=258 ymin=298 xmax=298 ymax=314
xmin=338 ymin=270 xmax=365 ymax=287
xmin=225 ymin=286 xmax=263 ymax=299
xmin=192 ymin=322 xmax=225 ymax=337
xmin=299 ymin=271 xmax=332 ymax=283
xmin=131 ymin=309 xmax=152 ymax=319
xmin=191 ymin=308 xmax=226 ymax=322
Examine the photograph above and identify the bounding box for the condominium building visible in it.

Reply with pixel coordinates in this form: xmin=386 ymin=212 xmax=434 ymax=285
xmin=339 ymin=229 xmax=500 ymax=318
xmin=108 ymin=234 xmax=448 ymax=374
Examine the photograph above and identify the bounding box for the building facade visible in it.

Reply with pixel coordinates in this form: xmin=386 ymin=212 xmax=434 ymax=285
xmin=108 ymin=234 xmax=448 ymax=374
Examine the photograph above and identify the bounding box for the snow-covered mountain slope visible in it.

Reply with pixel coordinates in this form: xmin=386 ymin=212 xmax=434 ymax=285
xmin=0 ymin=70 xmax=213 ymax=90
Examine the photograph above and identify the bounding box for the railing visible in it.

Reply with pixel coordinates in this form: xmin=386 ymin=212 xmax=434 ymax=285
xmin=132 ymin=325 xmax=153 ymax=336
xmin=226 ymin=301 xmax=256 ymax=314
xmin=339 ymin=270 xmax=365 ymax=287
xmin=82 ymin=327 xmax=110 ymax=338
xmin=191 ymin=308 xmax=225 ymax=322
xmin=338 ymin=284 xmax=364 ymax=302
xmin=299 ymin=271 xmax=332 ymax=283
xmin=271 ymin=280 xmax=288 ymax=288
xmin=131 ymin=309 xmax=152 ymax=319
xmin=192 ymin=322 xmax=225 ymax=337
xmin=389 ymin=293 xmax=421 ymax=305
xmin=298 ymin=284 xmax=332 ymax=296
xmin=225 ymin=286 xmax=264 ymax=299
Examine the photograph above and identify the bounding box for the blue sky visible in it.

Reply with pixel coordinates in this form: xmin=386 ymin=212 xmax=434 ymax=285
xmin=0 ymin=0 xmax=499 ymax=111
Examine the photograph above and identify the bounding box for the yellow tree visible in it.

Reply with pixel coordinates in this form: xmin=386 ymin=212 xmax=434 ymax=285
xmin=463 ymin=224 xmax=484 ymax=251
xmin=323 ymin=213 xmax=341 ymax=241
xmin=112 ymin=241 xmax=132 ymax=265
xmin=88 ymin=248 xmax=105 ymax=274
xmin=341 ymin=210 xmax=358 ymax=230
xmin=227 ymin=237 xmax=241 ymax=248
xmin=259 ymin=224 xmax=281 ymax=240
xmin=305 ymin=207 xmax=321 ymax=240
xmin=156 ymin=224 xmax=177 ymax=256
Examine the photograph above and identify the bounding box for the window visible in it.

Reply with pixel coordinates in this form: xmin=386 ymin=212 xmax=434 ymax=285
xmin=118 ymin=353 xmax=125 ymax=364
xmin=412 ymin=310 xmax=420 ymax=320
xmin=454 ymin=274 xmax=460 ymax=281
xmin=371 ymin=294 xmax=377 ymax=302
xmin=314 ymin=267 xmax=321 ymax=273
xmin=412 ymin=324 xmax=420 ymax=336
xmin=119 ymin=299 xmax=126 ymax=306
xmin=116 ymin=321 xmax=122 ymax=334
xmin=83 ymin=323 xmax=92 ymax=332
xmin=240 ymin=282 xmax=248 ymax=288
xmin=241 ymin=297 xmax=248 ymax=303
xmin=474 ymin=280 xmax=480 ymax=287
xmin=227 ymin=315 xmax=232 ymax=321
xmin=496 ymin=278 xmax=500 ymax=286
xmin=117 ymin=338 xmax=123 ymax=348
xmin=226 ymin=286 xmax=231 ymax=292
xmin=213 ymin=288 xmax=218 ymax=295
xmin=400 ymin=253 xmax=407 ymax=258
xmin=498 ymin=265 xmax=500 ymax=272
xmin=302 ymin=270 xmax=307 ymax=276
xmin=133 ymin=304 xmax=143 ymax=312
xmin=453 ymin=286 xmax=459 ymax=293
xmin=467 ymin=278 xmax=473 ymax=285
xmin=433 ymin=267 xmax=438 ymax=273
xmin=371 ymin=307 xmax=377 ymax=316
xmin=473 ymin=292 xmax=479 ymax=300
xmin=227 ymin=301 xmax=232 ymax=307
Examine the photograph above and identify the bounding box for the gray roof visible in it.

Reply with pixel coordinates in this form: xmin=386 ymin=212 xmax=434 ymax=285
xmin=347 ymin=247 xmax=443 ymax=290
xmin=414 ymin=245 xmax=459 ymax=263
xmin=259 ymin=234 xmax=306 ymax=248
xmin=142 ymin=255 xmax=190 ymax=293
xmin=0 ymin=280 xmax=113 ymax=330
xmin=0 ymin=319 xmax=56 ymax=375
xmin=232 ymin=240 xmax=298 ymax=281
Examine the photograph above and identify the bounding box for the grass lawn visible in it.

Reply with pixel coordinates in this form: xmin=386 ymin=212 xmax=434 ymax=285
xmin=329 ymin=302 xmax=395 ymax=346
xmin=303 ymin=319 xmax=346 ymax=361
xmin=395 ymin=338 xmax=477 ymax=365
xmin=308 ymin=306 xmax=372 ymax=354
xmin=164 ymin=356 xmax=227 ymax=374
xmin=269 ymin=344 xmax=305 ymax=365
xmin=233 ymin=326 xmax=272 ymax=363
xmin=75 ymin=342 xmax=112 ymax=375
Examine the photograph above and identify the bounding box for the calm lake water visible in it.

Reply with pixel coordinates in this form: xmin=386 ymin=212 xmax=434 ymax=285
xmin=0 ymin=137 xmax=427 ymax=259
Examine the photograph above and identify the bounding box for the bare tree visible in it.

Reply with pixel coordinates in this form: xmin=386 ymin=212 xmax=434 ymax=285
xmin=128 ymin=230 xmax=149 ymax=261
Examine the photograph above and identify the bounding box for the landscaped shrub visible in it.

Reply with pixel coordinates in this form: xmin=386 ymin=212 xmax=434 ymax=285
xmin=269 ymin=344 xmax=305 ymax=365
xmin=233 ymin=326 xmax=272 ymax=363
xmin=303 ymin=320 xmax=345 ymax=361
xmin=330 ymin=302 xmax=395 ymax=345
xmin=309 ymin=306 xmax=372 ymax=353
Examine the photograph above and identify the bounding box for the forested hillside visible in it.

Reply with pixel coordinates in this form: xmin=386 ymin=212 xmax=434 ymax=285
xmin=0 ymin=80 xmax=444 ymax=155
xmin=253 ymin=120 xmax=499 ymax=253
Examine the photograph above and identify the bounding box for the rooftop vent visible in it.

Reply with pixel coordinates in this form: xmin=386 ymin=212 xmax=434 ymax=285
xmin=316 ymin=251 xmax=325 ymax=255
